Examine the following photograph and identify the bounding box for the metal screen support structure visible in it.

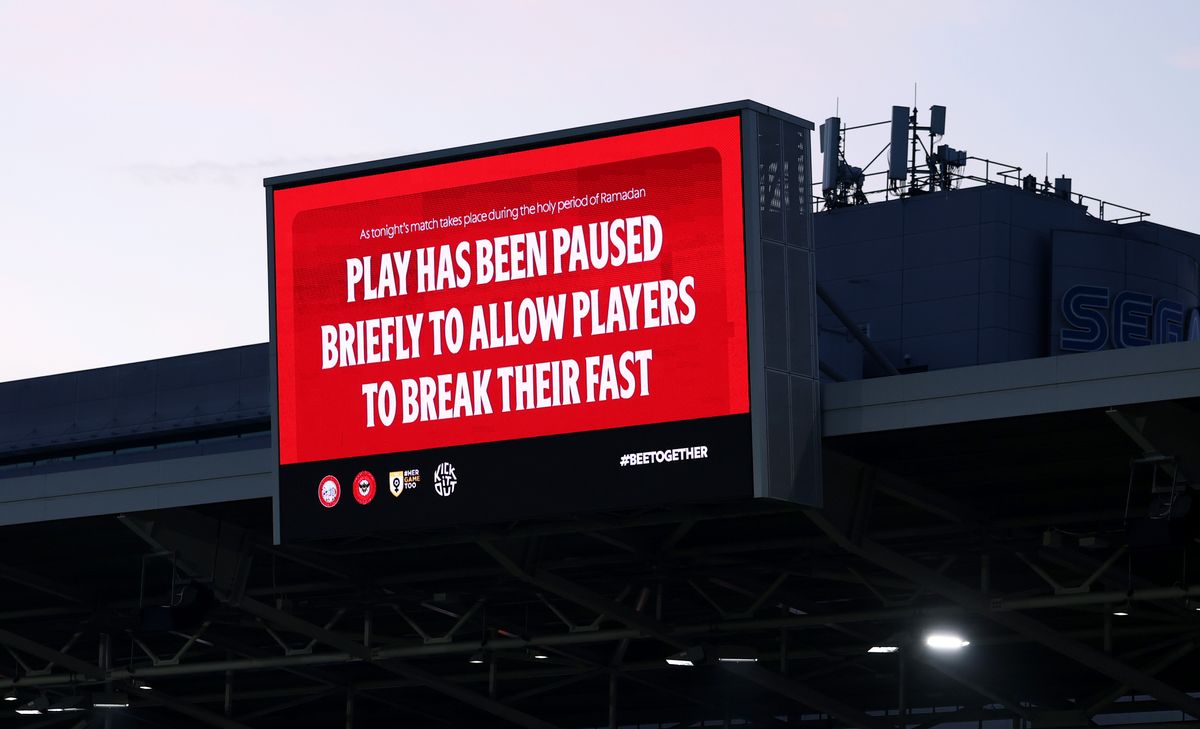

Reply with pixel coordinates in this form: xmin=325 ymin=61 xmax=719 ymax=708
xmin=479 ymin=539 xmax=894 ymax=729
xmin=813 ymin=452 xmax=1200 ymax=720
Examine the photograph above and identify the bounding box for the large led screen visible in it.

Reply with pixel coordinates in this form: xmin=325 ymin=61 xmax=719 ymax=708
xmin=271 ymin=116 xmax=751 ymax=540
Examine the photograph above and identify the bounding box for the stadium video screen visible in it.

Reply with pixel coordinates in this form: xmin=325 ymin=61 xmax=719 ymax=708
xmin=270 ymin=116 xmax=752 ymax=541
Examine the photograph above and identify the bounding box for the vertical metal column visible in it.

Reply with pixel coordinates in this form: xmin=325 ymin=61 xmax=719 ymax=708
xmin=608 ymin=673 xmax=618 ymax=729
xmin=225 ymin=667 xmax=234 ymax=716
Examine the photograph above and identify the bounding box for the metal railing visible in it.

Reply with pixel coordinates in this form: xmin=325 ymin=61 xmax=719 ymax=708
xmin=812 ymin=155 xmax=1149 ymax=223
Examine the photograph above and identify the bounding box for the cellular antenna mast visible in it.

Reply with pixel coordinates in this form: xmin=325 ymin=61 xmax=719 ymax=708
xmin=814 ymin=96 xmax=1147 ymax=223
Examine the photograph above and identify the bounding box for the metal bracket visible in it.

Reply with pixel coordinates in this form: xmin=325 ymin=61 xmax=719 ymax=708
xmin=1016 ymin=547 xmax=1126 ymax=596
xmin=396 ymin=599 xmax=484 ymax=645
xmin=259 ymin=609 xmax=343 ymax=656
xmin=5 ymin=631 xmax=81 ymax=678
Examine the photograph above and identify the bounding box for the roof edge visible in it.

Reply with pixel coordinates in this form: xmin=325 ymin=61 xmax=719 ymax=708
xmin=264 ymin=100 xmax=813 ymax=190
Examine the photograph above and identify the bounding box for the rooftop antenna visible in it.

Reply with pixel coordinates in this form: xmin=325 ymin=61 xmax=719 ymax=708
xmin=883 ymin=97 xmax=963 ymax=194
xmin=819 ymin=114 xmax=866 ymax=208
xmin=887 ymin=105 xmax=910 ymax=187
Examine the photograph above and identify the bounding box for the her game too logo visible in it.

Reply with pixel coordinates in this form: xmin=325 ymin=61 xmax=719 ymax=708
xmin=318 ymin=475 xmax=341 ymax=508
xmin=353 ymin=471 xmax=377 ymax=505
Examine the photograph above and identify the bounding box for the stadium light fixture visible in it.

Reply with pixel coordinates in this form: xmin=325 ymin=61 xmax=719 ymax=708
xmin=665 ymin=646 xmax=707 ymax=667
xmin=868 ymin=645 xmax=900 ymax=653
xmin=665 ymin=645 xmax=757 ymax=666
xmin=46 ymin=696 xmax=85 ymax=713
xmin=467 ymin=651 xmax=486 ymax=665
xmin=14 ymin=696 xmax=48 ymax=715
xmin=924 ymin=632 xmax=970 ymax=651
xmin=715 ymin=646 xmax=758 ymax=663
xmin=92 ymin=690 xmax=129 ymax=708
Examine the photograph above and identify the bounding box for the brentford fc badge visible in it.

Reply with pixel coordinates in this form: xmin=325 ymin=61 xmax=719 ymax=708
xmin=318 ymin=475 xmax=340 ymax=508
xmin=353 ymin=470 xmax=377 ymax=505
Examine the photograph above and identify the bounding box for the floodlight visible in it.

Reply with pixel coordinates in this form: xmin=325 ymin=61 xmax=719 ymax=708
xmin=868 ymin=646 xmax=900 ymax=653
xmin=46 ymin=696 xmax=85 ymax=713
xmin=14 ymin=696 xmax=48 ymax=715
xmin=665 ymin=646 xmax=707 ymax=667
xmin=924 ymin=633 xmax=969 ymax=650
xmin=92 ymin=690 xmax=129 ymax=708
xmin=715 ymin=646 xmax=758 ymax=663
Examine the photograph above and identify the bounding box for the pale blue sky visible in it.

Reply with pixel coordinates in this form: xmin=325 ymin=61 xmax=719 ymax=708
xmin=2 ymin=0 xmax=1198 ymax=381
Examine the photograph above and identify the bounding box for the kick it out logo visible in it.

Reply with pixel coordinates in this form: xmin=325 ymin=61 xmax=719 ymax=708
xmin=433 ymin=462 xmax=458 ymax=497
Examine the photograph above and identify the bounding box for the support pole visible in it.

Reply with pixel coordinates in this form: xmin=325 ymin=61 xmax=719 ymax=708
xmin=608 ymin=673 xmax=618 ymax=729
xmin=224 ymin=668 xmax=234 ymax=717
xmin=816 ymin=284 xmax=899 ymax=376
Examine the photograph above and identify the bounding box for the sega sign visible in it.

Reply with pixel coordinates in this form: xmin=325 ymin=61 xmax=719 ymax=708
xmin=1060 ymin=284 xmax=1195 ymax=352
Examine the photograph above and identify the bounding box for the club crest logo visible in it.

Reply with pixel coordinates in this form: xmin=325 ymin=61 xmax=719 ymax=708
xmin=318 ymin=475 xmax=340 ymax=508
xmin=353 ymin=470 xmax=376 ymax=505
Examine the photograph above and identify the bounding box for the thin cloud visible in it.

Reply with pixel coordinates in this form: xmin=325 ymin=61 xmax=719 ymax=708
xmin=1169 ymin=47 xmax=1200 ymax=69
xmin=121 ymin=151 xmax=420 ymax=185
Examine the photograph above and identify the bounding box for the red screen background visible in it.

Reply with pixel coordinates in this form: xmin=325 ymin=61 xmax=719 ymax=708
xmin=273 ymin=117 xmax=748 ymax=466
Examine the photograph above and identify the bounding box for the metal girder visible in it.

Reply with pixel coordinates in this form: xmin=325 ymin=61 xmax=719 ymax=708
xmin=0 ymin=606 xmax=1192 ymax=692
xmin=0 ymin=631 xmax=260 ymax=729
xmin=236 ymin=688 xmax=335 ymax=720
xmin=230 ymin=594 xmax=560 ymax=728
xmin=1059 ymin=724 xmax=1200 ymax=729
xmin=808 ymin=525 xmax=1200 ymax=718
xmin=3 ymin=716 xmax=86 ymax=729
xmin=910 ymin=652 xmax=1032 ymax=721
xmin=479 ymin=540 xmax=895 ymax=729
xmin=1083 ymin=639 xmax=1198 ymax=717
xmin=119 ymin=511 xmax=253 ymax=600
xmin=811 ymin=455 xmax=1200 ymax=720
xmin=377 ymin=661 xmax=562 ymax=729
xmin=0 ymin=628 xmax=103 ymax=680
xmin=0 ymin=633 xmax=256 ymax=729
xmin=127 ymin=684 xmax=258 ymax=729
xmin=872 ymin=469 xmax=986 ymax=526
xmin=817 ymin=283 xmax=900 ymax=376
xmin=231 ymin=595 xmax=370 ymax=661
xmin=501 ymin=670 xmax=603 ymax=704
xmin=300 ymin=500 xmax=794 ymax=556
xmin=722 ymin=663 xmax=892 ymax=729
xmin=0 ymin=564 xmax=87 ymax=604
xmin=206 ymin=564 xmax=558 ymax=729
xmin=479 ymin=540 xmax=685 ymax=649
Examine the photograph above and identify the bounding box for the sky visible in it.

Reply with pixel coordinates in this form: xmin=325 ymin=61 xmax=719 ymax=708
xmin=2 ymin=0 xmax=1199 ymax=382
